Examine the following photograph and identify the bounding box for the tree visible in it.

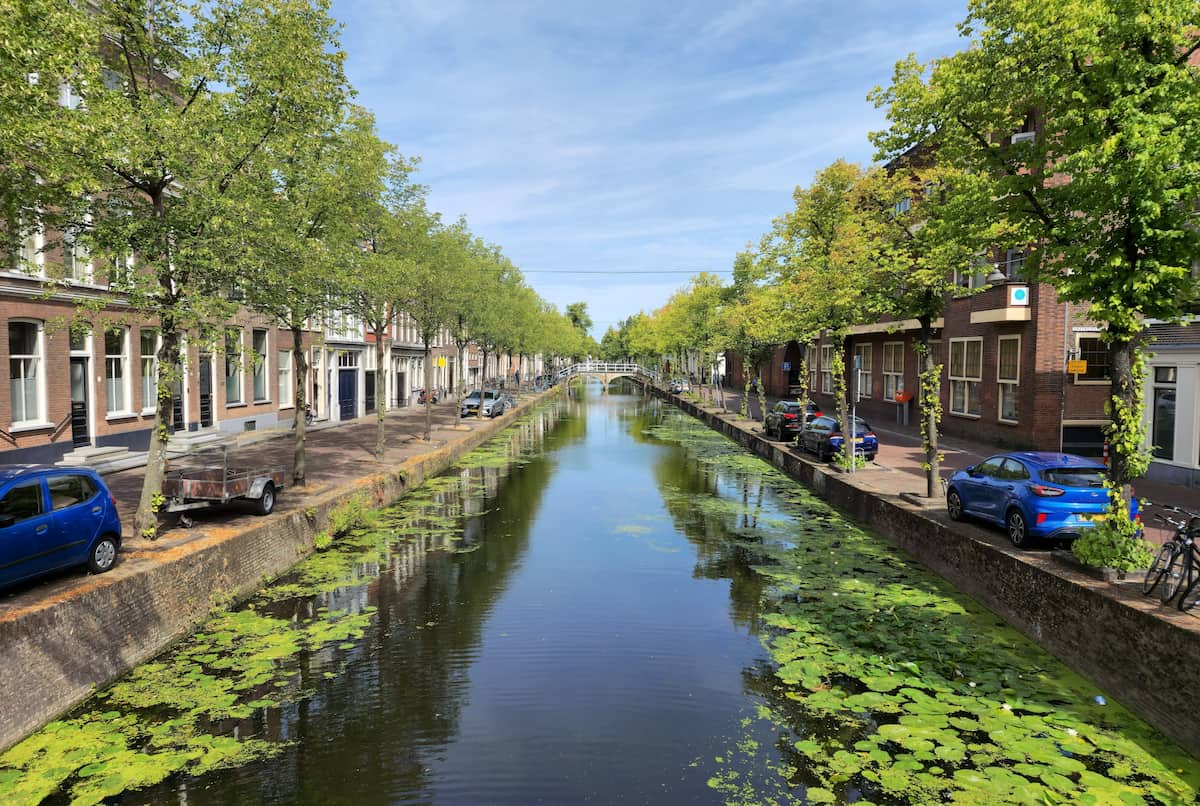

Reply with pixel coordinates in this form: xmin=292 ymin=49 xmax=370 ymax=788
xmin=244 ymin=105 xmax=390 ymax=482
xmin=565 ymin=302 xmax=593 ymax=338
xmin=840 ymin=160 xmax=998 ymax=495
xmin=0 ymin=0 xmax=97 ymax=271
xmin=873 ymin=0 xmax=1200 ymax=549
xmin=74 ymin=0 xmax=347 ymax=539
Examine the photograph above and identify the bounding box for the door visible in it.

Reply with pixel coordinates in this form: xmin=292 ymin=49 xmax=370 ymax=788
xmin=69 ymin=358 xmax=90 ymax=448
xmin=47 ymin=473 xmax=103 ymax=565
xmin=338 ymin=369 xmax=357 ymax=420
xmin=198 ymin=354 xmax=213 ymax=428
xmin=364 ymin=372 xmax=376 ymax=414
xmin=170 ymin=367 xmax=184 ymax=433
xmin=960 ymin=456 xmax=1006 ymax=519
xmin=0 ymin=479 xmax=52 ymax=586
xmin=395 ymin=371 xmax=406 ymax=407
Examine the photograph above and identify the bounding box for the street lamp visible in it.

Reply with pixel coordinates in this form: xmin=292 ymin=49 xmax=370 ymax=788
xmin=985 ymin=264 xmax=1009 ymax=285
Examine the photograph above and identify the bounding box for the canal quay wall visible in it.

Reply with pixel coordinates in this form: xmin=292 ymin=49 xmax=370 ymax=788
xmin=0 ymin=390 xmax=558 ymax=754
xmin=655 ymin=387 xmax=1200 ymax=759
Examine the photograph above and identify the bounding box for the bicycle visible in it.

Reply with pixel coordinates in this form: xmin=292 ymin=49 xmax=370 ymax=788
xmin=290 ymin=404 xmax=315 ymax=429
xmin=1142 ymin=506 xmax=1200 ymax=605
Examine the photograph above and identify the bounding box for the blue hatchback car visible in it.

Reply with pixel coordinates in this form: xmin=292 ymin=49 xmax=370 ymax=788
xmin=946 ymin=452 xmax=1126 ymax=548
xmin=0 ymin=466 xmax=122 ymax=589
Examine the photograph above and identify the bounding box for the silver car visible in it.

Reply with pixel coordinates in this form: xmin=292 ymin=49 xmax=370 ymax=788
xmin=480 ymin=389 xmax=507 ymax=418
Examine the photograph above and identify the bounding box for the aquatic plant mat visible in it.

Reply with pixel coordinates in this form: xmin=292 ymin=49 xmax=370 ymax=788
xmin=0 ymin=410 xmax=550 ymax=805
xmin=641 ymin=413 xmax=1198 ymax=805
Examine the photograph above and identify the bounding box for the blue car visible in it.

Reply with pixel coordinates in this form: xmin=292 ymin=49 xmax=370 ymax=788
xmin=798 ymin=415 xmax=879 ymax=461
xmin=945 ymin=452 xmax=1127 ymax=548
xmin=0 ymin=466 xmax=122 ymax=589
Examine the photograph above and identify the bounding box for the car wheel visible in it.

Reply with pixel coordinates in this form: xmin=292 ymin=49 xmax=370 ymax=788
xmin=1006 ymin=508 xmax=1031 ymax=548
xmin=87 ymin=535 xmax=119 ymax=574
xmin=254 ymin=482 xmax=276 ymax=516
xmin=947 ymin=489 xmax=964 ymax=521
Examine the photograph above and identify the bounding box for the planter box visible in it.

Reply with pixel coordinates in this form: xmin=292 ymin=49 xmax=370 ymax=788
xmin=1050 ymin=548 xmax=1148 ymax=583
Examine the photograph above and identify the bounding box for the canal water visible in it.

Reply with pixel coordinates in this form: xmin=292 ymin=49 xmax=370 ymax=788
xmin=2 ymin=382 xmax=1197 ymax=804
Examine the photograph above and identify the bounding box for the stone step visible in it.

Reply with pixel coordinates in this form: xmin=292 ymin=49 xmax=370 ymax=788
xmin=56 ymin=445 xmax=149 ymax=475
xmin=56 ymin=445 xmax=129 ymax=464
xmin=166 ymin=430 xmax=235 ymax=457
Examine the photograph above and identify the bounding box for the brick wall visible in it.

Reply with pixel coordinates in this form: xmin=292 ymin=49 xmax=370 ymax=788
xmin=0 ymin=389 xmax=555 ymax=753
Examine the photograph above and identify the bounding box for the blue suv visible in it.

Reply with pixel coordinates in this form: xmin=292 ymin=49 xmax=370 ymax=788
xmin=0 ymin=466 xmax=122 ymax=589
xmin=945 ymin=452 xmax=1129 ymax=548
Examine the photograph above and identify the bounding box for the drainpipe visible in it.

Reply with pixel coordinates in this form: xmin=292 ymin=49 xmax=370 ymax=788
xmin=1060 ymin=298 xmax=1070 ymax=453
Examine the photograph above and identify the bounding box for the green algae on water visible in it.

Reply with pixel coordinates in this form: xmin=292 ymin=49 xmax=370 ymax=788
xmin=645 ymin=409 xmax=1199 ymax=805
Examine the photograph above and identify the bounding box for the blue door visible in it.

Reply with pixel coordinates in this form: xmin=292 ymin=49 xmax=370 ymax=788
xmin=338 ymin=368 xmax=357 ymax=420
xmin=0 ymin=479 xmax=53 ymax=586
xmin=960 ymin=456 xmax=1006 ymax=520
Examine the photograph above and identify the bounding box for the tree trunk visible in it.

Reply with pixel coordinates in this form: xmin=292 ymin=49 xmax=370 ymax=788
xmin=374 ymin=331 xmax=387 ymax=460
xmin=291 ymin=326 xmax=308 ymax=487
xmin=423 ymin=339 xmax=433 ymax=441
xmin=918 ymin=321 xmax=940 ymax=499
xmin=455 ymin=342 xmax=466 ymax=425
xmin=756 ymin=371 xmax=767 ymax=424
xmin=135 ymin=324 xmax=181 ymax=539
xmin=1106 ymin=333 xmax=1146 ymax=514
xmin=832 ymin=340 xmax=852 ymax=464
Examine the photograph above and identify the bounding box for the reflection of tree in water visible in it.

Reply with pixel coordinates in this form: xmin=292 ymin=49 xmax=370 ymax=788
xmin=641 ymin=407 xmax=770 ymax=634
xmin=133 ymin=402 xmax=576 ymax=805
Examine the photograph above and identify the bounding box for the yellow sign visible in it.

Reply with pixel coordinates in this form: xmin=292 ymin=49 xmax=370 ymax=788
xmin=436 ymin=356 xmax=446 ymax=368
xmin=1067 ymin=359 xmax=1088 ymax=374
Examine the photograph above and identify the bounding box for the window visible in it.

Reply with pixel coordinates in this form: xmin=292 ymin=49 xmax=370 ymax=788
xmin=820 ymin=345 xmax=834 ymax=394
xmin=953 ymin=262 xmax=988 ymax=289
xmin=1075 ymin=336 xmax=1110 ymax=382
xmin=9 ymin=321 xmax=44 ymax=425
xmin=48 ymin=474 xmax=96 ymax=511
xmin=853 ymin=344 xmax=872 ymax=399
xmin=0 ymin=481 xmax=44 ymax=526
xmin=63 ymin=227 xmax=92 ymax=283
xmin=140 ymin=329 xmax=159 ymax=413
xmin=252 ymin=329 xmax=268 ymax=402
xmin=948 ymin=337 xmax=983 ymax=417
xmin=997 ymin=335 xmax=1020 ymax=423
xmin=999 ymin=458 xmax=1030 ymax=480
xmin=225 ymin=328 xmax=243 ymax=405
xmin=1152 ymin=366 xmax=1177 ymax=461
xmin=10 ymin=218 xmax=43 ymax=275
xmin=893 ymin=197 xmax=911 ymax=216
xmin=104 ymin=328 xmax=130 ymax=414
xmin=278 ymin=350 xmax=293 ymax=408
xmin=58 ymin=81 xmax=84 ymax=109
xmin=882 ymin=342 xmax=904 ymax=400
xmin=1003 ymin=248 xmax=1025 ymax=279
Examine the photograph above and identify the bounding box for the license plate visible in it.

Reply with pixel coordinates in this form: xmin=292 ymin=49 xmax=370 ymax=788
xmin=854 ymin=438 xmax=865 ymax=444
xmin=1080 ymin=513 xmax=1106 ymax=522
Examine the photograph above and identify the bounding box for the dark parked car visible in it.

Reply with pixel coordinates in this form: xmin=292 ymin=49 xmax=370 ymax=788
xmin=798 ymin=415 xmax=878 ymax=461
xmin=763 ymin=401 xmax=822 ymax=440
xmin=946 ymin=451 xmax=1136 ymax=548
xmin=0 ymin=466 xmax=122 ymax=589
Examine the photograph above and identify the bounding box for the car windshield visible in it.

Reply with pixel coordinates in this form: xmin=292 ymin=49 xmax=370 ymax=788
xmin=465 ymin=392 xmax=481 ymax=401
xmin=483 ymin=391 xmax=499 ymax=400
xmin=1042 ymin=467 xmax=1106 ymax=487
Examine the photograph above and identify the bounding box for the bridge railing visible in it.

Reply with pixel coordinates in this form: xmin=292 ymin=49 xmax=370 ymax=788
xmin=556 ymin=362 xmax=659 ymax=384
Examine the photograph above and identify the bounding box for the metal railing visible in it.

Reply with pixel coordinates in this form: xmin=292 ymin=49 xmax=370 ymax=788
xmin=557 ymin=361 xmax=659 ymax=384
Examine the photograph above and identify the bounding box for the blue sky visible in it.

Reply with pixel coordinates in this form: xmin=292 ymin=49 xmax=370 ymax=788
xmin=333 ymin=0 xmax=967 ymax=337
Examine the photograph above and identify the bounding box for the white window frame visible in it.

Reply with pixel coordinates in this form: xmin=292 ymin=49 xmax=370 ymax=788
xmin=882 ymin=341 xmax=904 ymax=400
xmin=277 ymin=349 xmax=293 ymax=409
xmin=948 ymin=337 xmax=983 ymax=418
xmin=820 ymin=344 xmax=834 ymax=394
xmin=997 ymin=335 xmax=1020 ymax=424
xmin=9 ymin=319 xmax=47 ymax=427
xmin=1003 ymin=248 xmax=1025 ymax=279
xmin=63 ymin=216 xmax=94 ymax=284
xmin=104 ymin=327 xmax=132 ymax=416
xmin=853 ymin=344 xmax=873 ymax=399
xmin=11 ymin=217 xmax=44 ymax=276
xmin=225 ymin=327 xmax=244 ymax=405
xmin=252 ymin=329 xmax=269 ymax=402
xmin=139 ymin=328 xmax=160 ymax=415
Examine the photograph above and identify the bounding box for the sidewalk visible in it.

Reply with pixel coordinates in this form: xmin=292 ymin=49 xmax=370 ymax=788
xmin=702 ymin=386 xmax=1191 ymax=547
xmin=0 ymin=393 xmax=524 ymax=609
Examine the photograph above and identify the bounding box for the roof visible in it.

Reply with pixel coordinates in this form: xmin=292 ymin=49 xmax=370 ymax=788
xmin=1008 ymin=452 xmax=1105 ymax=468
xmin=0 ymin=464 xmax=72 ymax=482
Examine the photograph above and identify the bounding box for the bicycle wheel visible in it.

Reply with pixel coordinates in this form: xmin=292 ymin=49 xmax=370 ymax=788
xmin=1143 ymin=542 xmax=1177 ymax=596
xmin=1160 ymin=549 xmax=1189 ymax=604
xmin=1179 ymin=575 xmax=1200 ymax=612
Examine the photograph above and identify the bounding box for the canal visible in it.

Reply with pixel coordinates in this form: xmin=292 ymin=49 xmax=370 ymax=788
xmin=2 ymin=382 xmax=1197 ymax=804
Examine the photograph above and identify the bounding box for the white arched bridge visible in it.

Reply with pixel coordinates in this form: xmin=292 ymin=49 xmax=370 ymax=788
xmin=557 ymin=361 xmax=659 ymax=386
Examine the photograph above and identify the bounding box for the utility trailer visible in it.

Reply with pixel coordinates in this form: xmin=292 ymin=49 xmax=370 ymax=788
xmin=162 ymin=444 xmax=284 ymax=527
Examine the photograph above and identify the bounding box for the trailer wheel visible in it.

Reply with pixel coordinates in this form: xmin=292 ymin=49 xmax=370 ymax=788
xmin=255 ymin=482 xmax=276 ymax=516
